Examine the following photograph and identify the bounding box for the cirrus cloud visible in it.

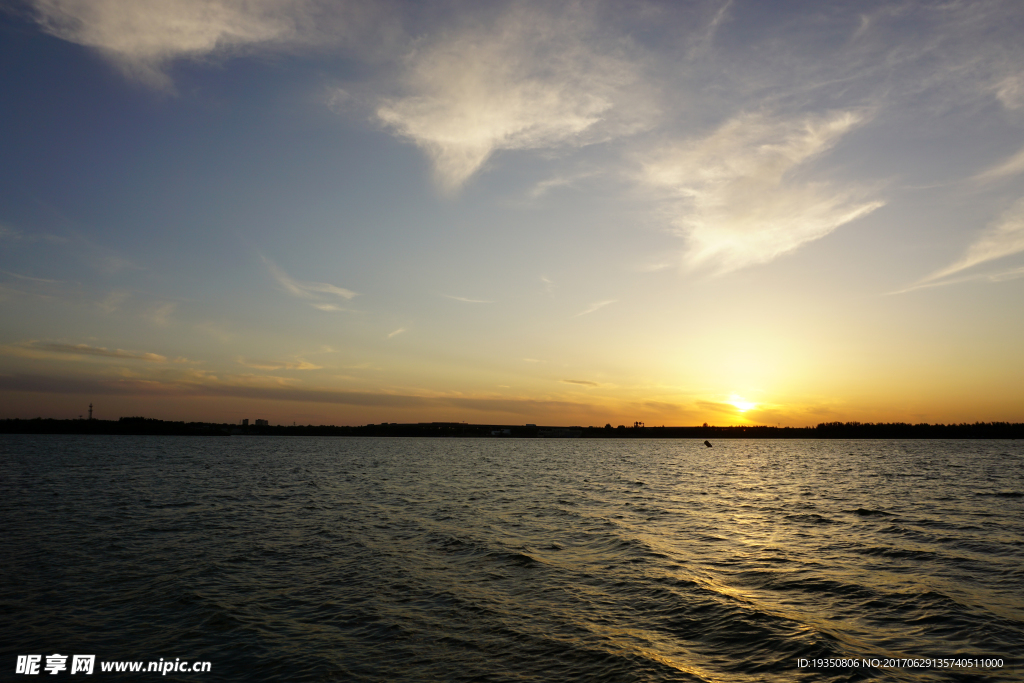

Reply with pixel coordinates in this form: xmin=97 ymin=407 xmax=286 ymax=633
xmin=642 ymin=110 xmax=884 ymax=274
xmin=236 ymin=357 xmax=322 ymax=370
xmin=262 ymin=256 xmax=358 ymax=311
xmin=3 ymin=341 xmax=169 ymax=362
xmin=914 ymin=196 xmax=1024 ymax=287
xmin=374 ymin=3 xmax=653 ymax=192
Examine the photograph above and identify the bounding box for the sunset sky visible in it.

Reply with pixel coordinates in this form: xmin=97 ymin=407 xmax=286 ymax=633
xmin=2 ymin=0 xmax=1023 ymax=427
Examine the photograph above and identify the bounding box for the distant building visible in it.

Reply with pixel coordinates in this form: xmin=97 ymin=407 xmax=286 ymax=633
xmin=242 ymin=419 xmax=249 ymax=426
xmin=254 ymin=419 xmax=269 ymax=426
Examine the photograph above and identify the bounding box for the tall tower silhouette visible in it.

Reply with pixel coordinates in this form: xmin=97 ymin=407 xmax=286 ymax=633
xmin=88 ymin=403 xmax=93 ymax=420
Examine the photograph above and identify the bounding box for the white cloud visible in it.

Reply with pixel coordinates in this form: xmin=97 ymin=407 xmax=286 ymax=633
xmin=527 ymin=170 xmax=598 ymax=199
xmin=386 ymin=327 xmax=406 ymax=339
xmin=994 ymin=72 xmax=1024 ymax=110
xmin=237 ymin=357 xmax=322 ymax=370
xmin=149 ymin=302 xmax=177 ymax=327
xmin=375 ymin=4 xmax=651 ymax=192
xmin=642 ymin=111 xmax=883 ymax=273
xmin=973 ymin=144 xmax=1024 ymax=183
xmin=4 ymin=341 xmax=168 ymax=362
xmin=97 ymin=289 xmax=130 ymax=313
xmin=575 ymin=299 xmax=617 ymax=316
xmin=263 ymin=257 xmax=358 ymax=311
xmin=443 ymin=294 xmax=492 ymax=303
xmin=28 ymin=0 xmax=389 ymax=90
xmin=30 ymin=0 xmax=309 ymax=89
xmin=1 ymin=269 xmax=62 ymax=284
xmin=917 ymin=196 xmax=1024 ymax=284
xmin=561 ymin=378 xmax=599 ymax=387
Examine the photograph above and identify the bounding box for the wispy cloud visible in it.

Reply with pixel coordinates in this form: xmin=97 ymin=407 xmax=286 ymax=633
xmin=0 ymin=269 xmax=61 ymax=284
xmin=575 ymin=299 xmax=617 ymax=317
xmin=642 ymin=111 xmax=883 ymax=274
xmin=27 ymin=0 xmax=388 ymax=91
xmin=149 ymin=302 xmax=176 ymax=327
xmin=386 ymin=327 xmax=406 ymax=339
xmin=695 ymin=400 xmax=746 ymax=416
xmin=561 ymin=379 xmax=599 ymax=387
xmin=196 ymin=321 xmax=233 ymax=343
xmin=527 ymin=170 xmax=600 ymax=199
xmin=636 ymin=262 xmax=673 ymax=273
xmin=3 ymin=341 xmax=168 ymax=363
xmin=993 ymin=72 xmax=1024 ymax=110
xmin=374 ymin=4 xmax=651 ymax=192
xmin=973 ymin=144 xmax=1024 ymax=183
xmin=237 ymin=357 xmax=322 ymax=370
xmin=539 ymin=275 xmax=554 ymax=297
xmin=443 ymin=294 xmax=492 ymax=303
xmin=263 ymin=256 xmax=358 ymax=311
xmin=889 ymin=263 xmax=1024 ymax=295
xmin=907 ymin=197 xmax=1024 ymax=288
xmin=0 ymin=372 xmax=599 ymax=417
xmin=97 ymin=290 xmax=130 ymax=313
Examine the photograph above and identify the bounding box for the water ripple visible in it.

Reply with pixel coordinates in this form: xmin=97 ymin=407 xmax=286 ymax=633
xmin=1 ymin=436 xmax=1022 ymax=681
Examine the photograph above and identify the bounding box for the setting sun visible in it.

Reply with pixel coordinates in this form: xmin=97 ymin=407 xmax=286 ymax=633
xmin=730 ymin=396 xmax=757 ymax=412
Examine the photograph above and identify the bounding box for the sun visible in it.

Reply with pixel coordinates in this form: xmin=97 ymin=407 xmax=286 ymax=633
xmin=730 ymin=395 xmax=756 ymax=412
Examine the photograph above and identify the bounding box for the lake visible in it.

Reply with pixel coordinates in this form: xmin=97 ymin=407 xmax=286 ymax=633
xmin=1 ymin=436 xmax=1021 ymax=681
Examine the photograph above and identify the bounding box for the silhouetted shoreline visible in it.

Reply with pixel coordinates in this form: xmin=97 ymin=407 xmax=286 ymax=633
xmin=1 ymin=417 xmax=1021 ymax=439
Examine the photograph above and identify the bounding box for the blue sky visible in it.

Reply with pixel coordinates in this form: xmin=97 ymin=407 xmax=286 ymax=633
xmin=1 ymin=0 xmax=1022 ymax=426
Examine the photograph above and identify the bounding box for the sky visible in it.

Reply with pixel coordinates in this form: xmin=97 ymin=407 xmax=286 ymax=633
xmin=1 ymin=0 xmax=1022 ymax=427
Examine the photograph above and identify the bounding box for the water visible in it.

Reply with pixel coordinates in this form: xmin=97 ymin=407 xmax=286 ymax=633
xmin=1 ymin=436 xmax=1022 ymax=682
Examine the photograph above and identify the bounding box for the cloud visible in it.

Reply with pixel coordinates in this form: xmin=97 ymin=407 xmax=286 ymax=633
xmin=0 ymin=269 xmax=61 ymax=284
xmin=97 ymin=290 xmax=130 ymax=313
xmin=0 ymin=372 xmax=597 ymax=416
xmin=575 ymin=299 xmax=617 ymax=316
xmin=642 ymin=111 xmax=883 ymax=274
xmin=527 ymin=170 xmax=600 ymax=199
xmin=989 ymin=265 xmax=1024 ymax=282
xmin=973 ymin=144 xmax=1024 ymax=183
xmin=443 ymin=294 xmax=492 ymax=303
xmin=911 ymin=197 xmax=1024 ymax=286
xmin=196 ymin=321 xmax=233 ymax=343
xmin=149 ymin=302 xmax=177 ymax=327
xmin=28 ymin=0 xmax=327 ymax=90
xmin=695 ymin=400 xmax=744 ymax=416
xmin=237 ymin=357 xmax=322 ymax=370
xmin=3 ymin=341 xmax=168 ymax=362
xmin=561 ymin=379 xmax=599 ymax=387
xmin=263 ymin=256 xmax=358 ymax=310
xmin=386 ymin=327 xmax=406 ymax=339
xmin=994 ymin=72 xmax=1024 ymax=110
xmin=642 ymin=400 xmax=679 ymax=413
xmin=888 ymin=262 xmax=1024 ymax=294
xmin=374 ymin=4 xmax=651 ymax=192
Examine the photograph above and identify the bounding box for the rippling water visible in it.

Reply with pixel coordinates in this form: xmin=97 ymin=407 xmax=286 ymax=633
xmin=2 ymin=436 xmax=1022 ymax=681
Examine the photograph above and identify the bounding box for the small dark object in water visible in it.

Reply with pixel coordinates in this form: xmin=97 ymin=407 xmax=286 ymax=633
xmin=704 ymin=440 xmax=712 ymax=448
